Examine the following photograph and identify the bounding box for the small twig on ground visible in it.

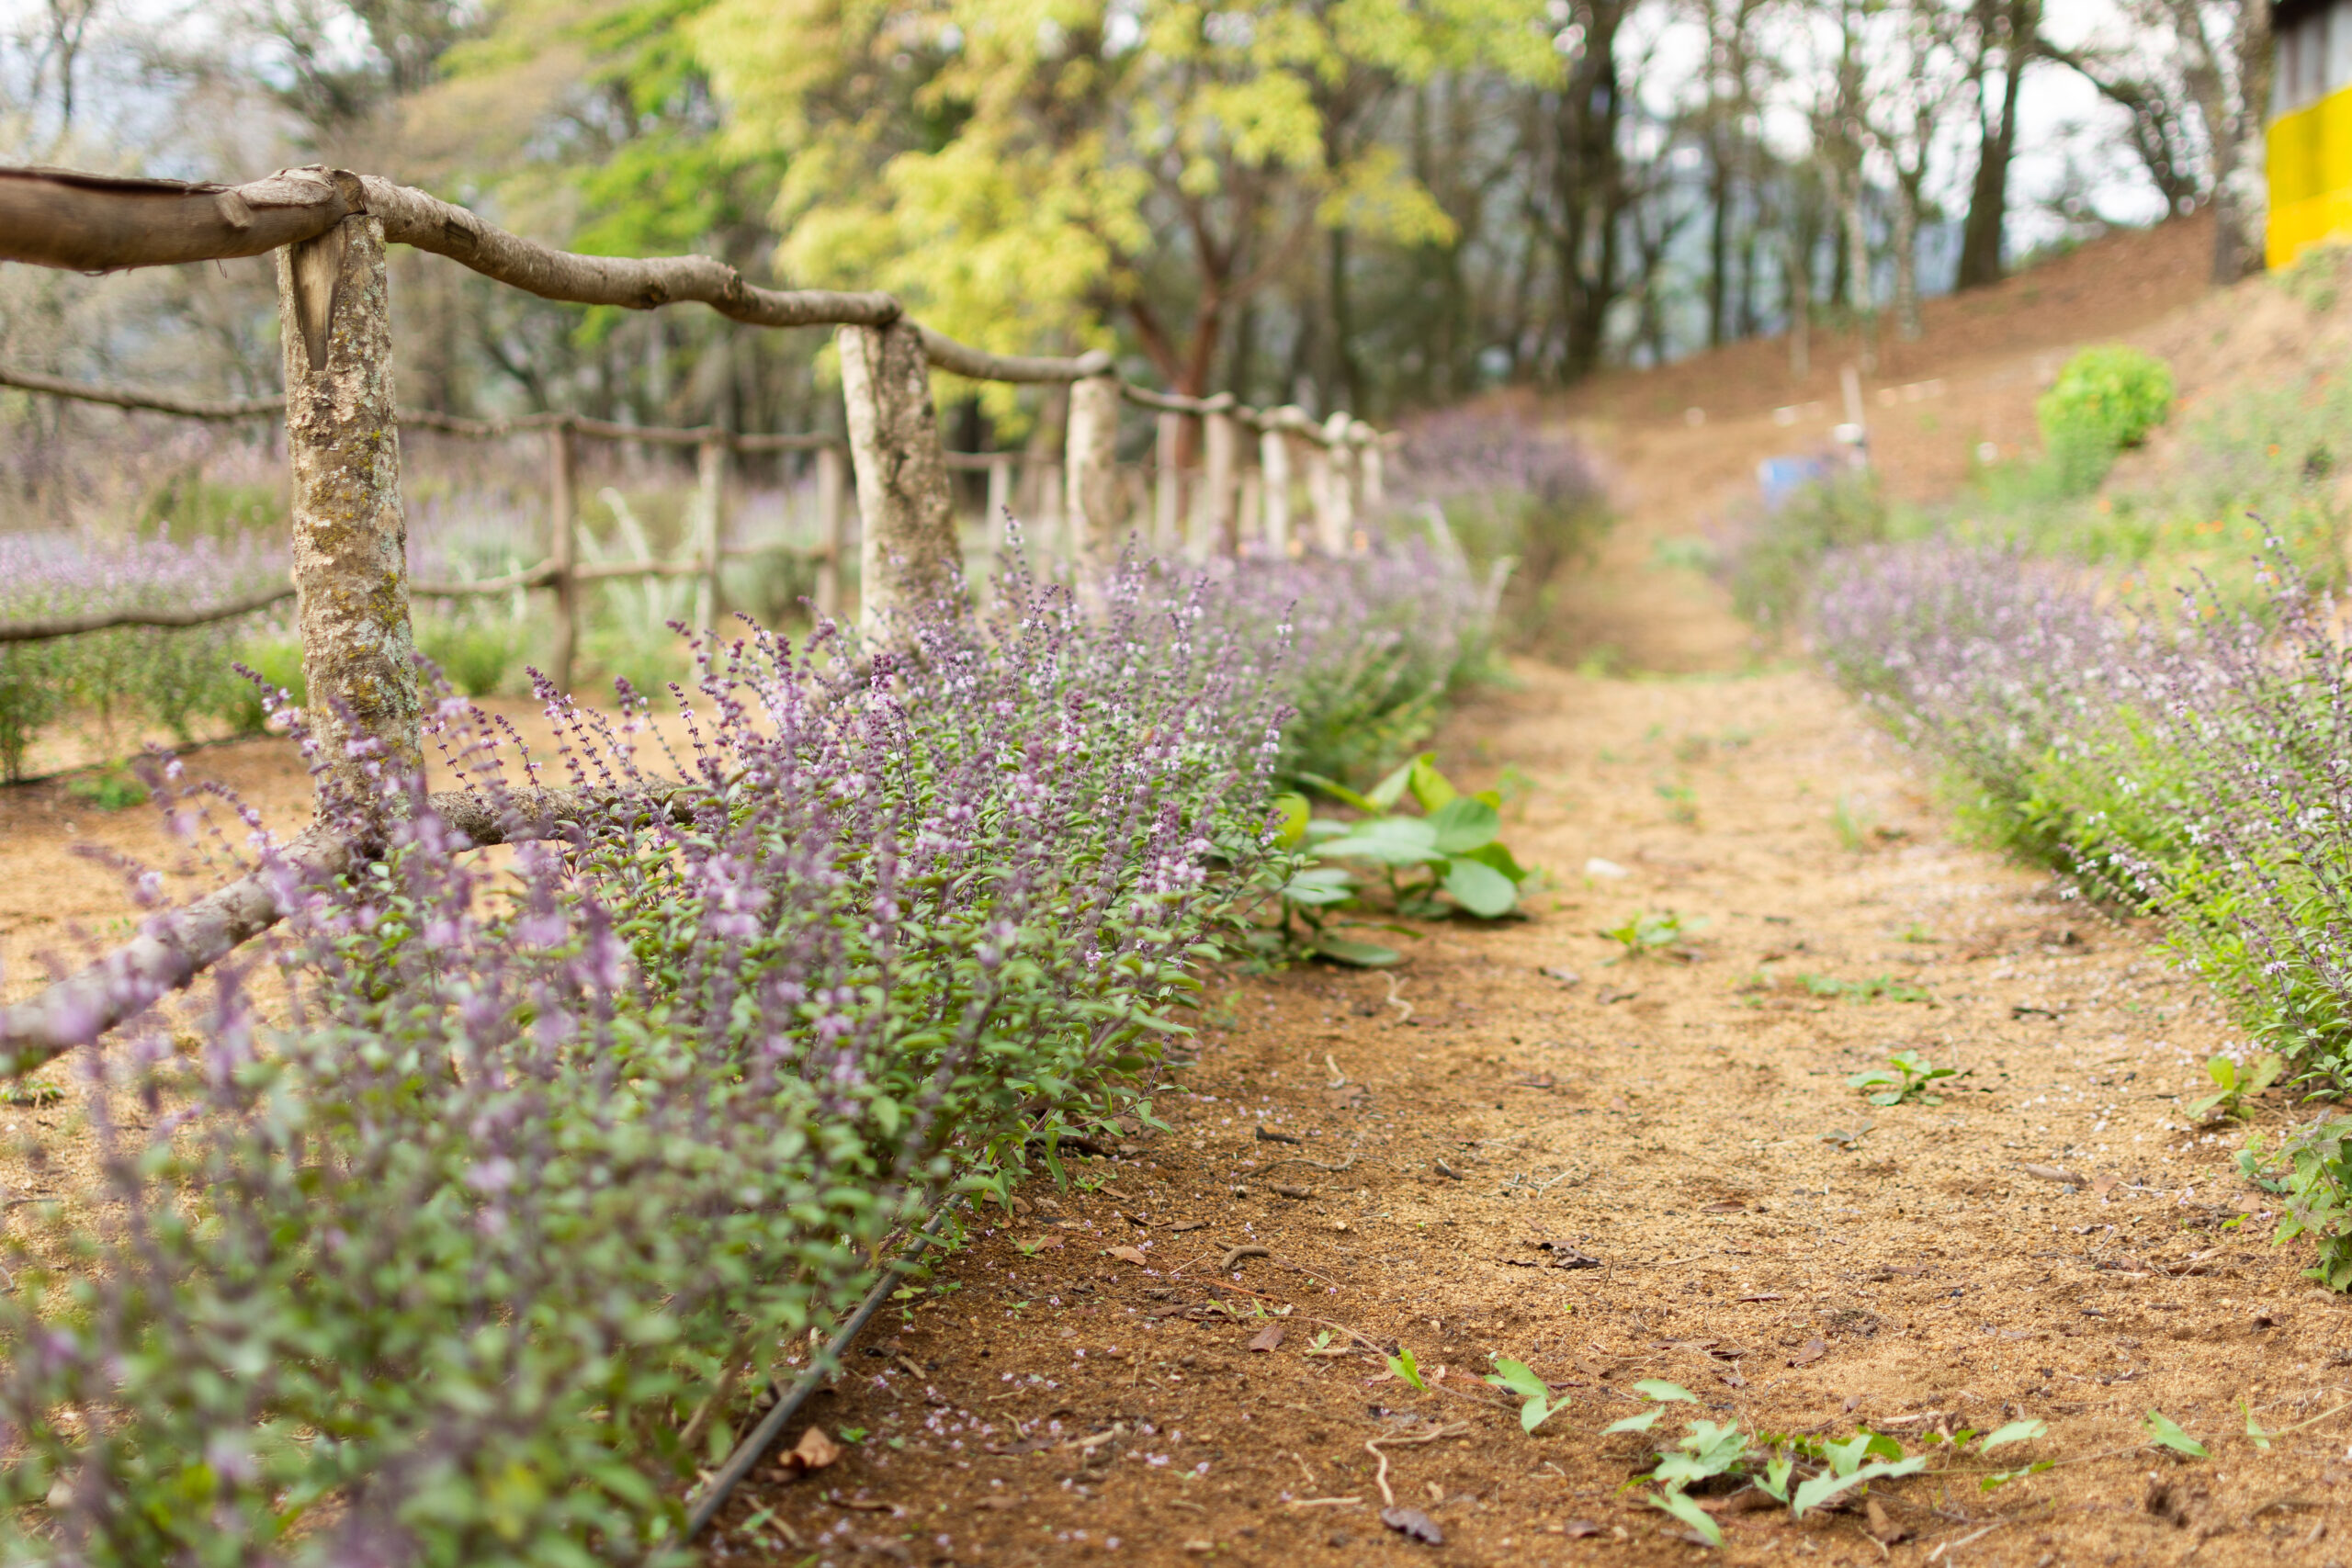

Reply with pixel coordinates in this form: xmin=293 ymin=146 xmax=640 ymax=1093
xmin=1364 ymin=1422 xmax=1471 ymax=1506
xmin=1384 ymin=975 xmax=1413 ymax=1022
xmin=1285 ymin=1495 xmax=1362 ymax=1509
xmin=1221 ymin=1244 xmax=1272 ymax=1270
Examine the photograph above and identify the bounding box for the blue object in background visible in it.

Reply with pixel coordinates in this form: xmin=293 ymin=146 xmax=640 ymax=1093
xmin=1757 ymin=455 xmax=1836 ymax=511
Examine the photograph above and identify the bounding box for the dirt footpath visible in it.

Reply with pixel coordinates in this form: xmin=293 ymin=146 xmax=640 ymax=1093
xmin=707 ymin=662 xmax=2351 ymax=1568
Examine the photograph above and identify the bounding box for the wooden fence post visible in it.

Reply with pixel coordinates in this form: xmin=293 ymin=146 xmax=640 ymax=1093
xmin=1203 ymin=409 xmax=1238 ymax=558
xmin=1066 ymin=371 xmax=1123 ymax=570
xmin=838 ymin=319 xmax=957 ymax=635
xmin=1153 ymin=411 xmax=1182 ymax=554
xmin=1355 ymin=421 xmax=1385 ymax=510
xmin=814 ymin=443 xmax=845 ymax=622
xmin=275 ymin=202 xmax=419 ymax=811
xmin=986 ymin=454 xmax=1014 ymax=541
xmin=695 ymin=431 xmax=726 ymax=631
xmin=547 ymin=417 xmax=579 ymax=691
xmin=1315 ymin=411 xmax=1354 ymax=555
xmin=1258 ymin=420 xmax=1293 ymax=557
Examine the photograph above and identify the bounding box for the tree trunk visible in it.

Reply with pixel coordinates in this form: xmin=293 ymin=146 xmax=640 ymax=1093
xmin=1956 ymin=0 xmax=2037 ymax=290
xmin=838 ymin=319 xmax=959 ymax=637
xmin=1892 ymin=170 xmax=1924 ymax=342
xmin=276 ymin=212 xmax=420 ymax=813
xmin=2210 ymin=0 xmax=2274 ymax=281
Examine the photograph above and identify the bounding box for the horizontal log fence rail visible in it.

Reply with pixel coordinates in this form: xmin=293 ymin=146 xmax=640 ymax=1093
xmin=0 ymin=160 xmax=1397 ymax=1065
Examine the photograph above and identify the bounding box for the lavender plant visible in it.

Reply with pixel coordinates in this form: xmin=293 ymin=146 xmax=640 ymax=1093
xmin=0 ymin=528 xmax=290 ymax=778
xmin=0 ymin=552 xmax=1281 ymax=1563
xmin=1207 ymin=540 xmax=1498 ymax=789
xmin=1386 ymin=411 xmax=1609 ymax=646
xmin=1813 ymin=538 xmax=2352 ymax=1288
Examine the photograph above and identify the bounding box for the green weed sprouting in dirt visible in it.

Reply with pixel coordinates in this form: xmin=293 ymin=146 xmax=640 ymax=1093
xmin=1385 ymin=1347 xmax=1427 ymax=1391
xmin=1802 ymin=974 xmax=1931 ymax=1004
xmin=2187 ymin=1051 xmax=2283 ymax=1121
xmin=2144 ymin=1410 xmax=2208 ymax=1458
xmin=1848 ymin=1049 xmax=1959 ymax=1106
xmin=1267 ymin=752 xmax=1540 ymax=965
xmin=1483 ymin=1356 xmax=1562 ymax=1433
xmin=1831 ymin=793 xmax=1876 ymax=851
xmin=1600 ymin=910 xmax=1701 ymax=961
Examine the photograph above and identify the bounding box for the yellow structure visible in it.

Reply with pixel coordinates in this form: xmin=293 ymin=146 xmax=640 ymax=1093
xmin=2271 ymin=0 xmax=2352 ymax=268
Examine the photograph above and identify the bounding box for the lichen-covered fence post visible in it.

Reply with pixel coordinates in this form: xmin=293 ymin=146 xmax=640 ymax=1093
xmin=694 ymin=430 xmax=727 ymax=631
xmin=838 ymin=319 xmax=957 ymax=636
xmin=1314 ymin=410 xmax=1355 ymax=555
xmin=1203 ymin=408 xmax=1239 ymax=558
xmin=1066 ymin=371 xmax=1123 ymax=571
xmin=1354 ymin=421 xmax=1385 ymax=510
xmin=1258 ymin=417 xmax=1294 ymax=557
xmin=546 ymin=416 xmax=580 ymax=690
xmin=274 ymin=192 xmax=419 ymax=810
xmin=814 ymin=443 xmax=846 ymax=622
xmin=1153 ymin=412 xmax=1183 ymax=554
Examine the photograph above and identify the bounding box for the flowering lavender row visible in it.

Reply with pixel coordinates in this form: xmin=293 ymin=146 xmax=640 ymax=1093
xmin=0 ymin=547 xmax=1302 ymax=1563
xmin=1812 ymin=540 xmax=2352 ymax=1286
xmin=0 ymin=529 xmax=292 ymax=778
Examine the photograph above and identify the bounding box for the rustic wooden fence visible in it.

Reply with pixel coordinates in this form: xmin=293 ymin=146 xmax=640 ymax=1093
xmin=0 ymin=189 xmax=1389 ymax=687
xmin=0 ymin=162 xmax=1397 ymax=1065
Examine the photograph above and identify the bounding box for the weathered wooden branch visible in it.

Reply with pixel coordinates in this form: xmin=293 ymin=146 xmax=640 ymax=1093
xmin=0 ymin=362 xmax=280 ymax=420
xmin=0 ymin=785 xmax=680 ymax=1075
xmin=0 ymin=587 xmax=294 ymax=645
xmin=0 ymin=165 xmax=360 ymax=272
xmin=359 ymin=177 xmax=899 ymax=331
xmin=917 ymin=332 xmax=1111 ymax=385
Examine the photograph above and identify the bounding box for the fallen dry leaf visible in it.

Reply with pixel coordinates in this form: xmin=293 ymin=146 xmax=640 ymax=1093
xmin=1107 ymin=1245 xmax=1149 ymax=1267
xmin=1866 ymin=1497 xmax=1909 ymax=1543
xmin=1789 ymin=1337 xmax=1827 ymax=1367
xmin=2021 ymin=1164 xmax=2091 ymax=1187
xmin=1539 ymin=965 xmax=1580 ymax=985
xmin=1169 ymin=1219 xmax=1208 ymax=1233
xmin=1021 ymin=1235 xmax=1065 ymax=1251
xmin=1700 ymin=1201 xmax=1745 ymax=1213
xmin=777 ymin=1427 xmax=842 ymax=1476
xmin=1248 ymin=1324 xmax=1285 ymax=1353
xmin=2091 ymin=1174 xmax=2120 ymax=1199
xmin=1510 ymin=1073 xmax=1558 ymax=1090
xmin=1563 ymin=1520 xmax=1602 ymax=1538
xmin=1272 ymin=1183 xmax=1313 ymax=1200
xmin=1379 ymin=1506 xmax=1444 ymax=1545
xmin=1323 ymin=1084 xmax=1368 ymax=1111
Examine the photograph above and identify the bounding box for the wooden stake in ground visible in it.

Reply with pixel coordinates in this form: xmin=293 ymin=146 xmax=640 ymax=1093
xmin=814 ymin=444 xmax=846 ymax=622
xmin=838 ymin=319 xmax=958 ymax=636
xmin=1203 ymin=410 xmax=1239 ymax=558
xmin=1066 ymin=371 xmax=1123 ymax=570
xmin=547 ymin=418 xmax=580 ymax=690
xmin=275 ymin=204 xmax=419 ymax=810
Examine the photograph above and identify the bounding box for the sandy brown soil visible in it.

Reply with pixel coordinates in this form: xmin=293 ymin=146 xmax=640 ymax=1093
xmin=681 ymin=657 xmax=2349 ymax=1568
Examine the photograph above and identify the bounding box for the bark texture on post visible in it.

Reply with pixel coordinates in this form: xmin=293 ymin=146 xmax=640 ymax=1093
xmin=694 ymin=434 xmax=727 ymax=631
xmin=1353 ymin=423 xmax=1384 ymax=510
xmin=1259 ymin=425 xmax=1293 ymax=557
xmin=1315 ymin=412 xmax=1356 ymax=554
xmin=838 ymin=321 xmax=958 ymax=635
xmin=547 ymin=420 xmax=580 ymax=691
xmin=986 ymin=456 xmax=1014 ymax=547
xmin=276 ymin=213 xmax=418 ymax=809
xmin=1152 ymin=412 xmax=1183 ymax=554
xmin=1203 ymin=411 xmax=1239 ymax=558
xmin=814 ymin=444 xmax=846 ymax=622
xmin=1065 ymin=372 xmax=1124 ymax=570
